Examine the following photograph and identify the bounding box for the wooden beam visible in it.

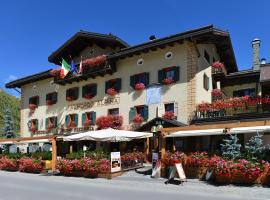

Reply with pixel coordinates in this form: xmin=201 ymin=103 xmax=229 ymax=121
xmin=51 ymin=137 xmax=57 ymax=171
xmin=161 ymin=120 xmax=270 ymax=134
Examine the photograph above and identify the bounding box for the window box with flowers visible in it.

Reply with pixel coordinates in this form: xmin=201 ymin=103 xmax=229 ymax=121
xmin=29 ymin=96 xmax=39 ymax=111
xmin=211 ymin=61 xmax=226 ymax=74
xmin=130 ymin=73 xmax=149 ymax=91
xmin=82 ymin=84 xmax=97 ymax=100
xmin=133 ymin=114 xmax=144 ymax=124
xmin=158 ymin=66 xmax=179 ymax=85
xmin=163 ymin=111 xmax=175 ymax=120
xmin=65 ymin=114 xmax=78 ymax=129
xmin=66 ymin=87 xmax=79 ymax=102
xmin=45 ymin=117 xmax=57 ymax=131
xmin=46 ymin=92 xmax=57 ymax=106
xmin=129 ymin=106 xmax=148 ymax=123
xmin=82 ymin=112 xmax=96 ymax=127
xmin=96 ymin=115 xmax=123 ymax=130
xmin=105 ymin=78 xmax=121 ymax=96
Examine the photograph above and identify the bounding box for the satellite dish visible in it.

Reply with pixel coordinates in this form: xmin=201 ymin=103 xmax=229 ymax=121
xmin=55 ymin=84 xmax=59 ymax=92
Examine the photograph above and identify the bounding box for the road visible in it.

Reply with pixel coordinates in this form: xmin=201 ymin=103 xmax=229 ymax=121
xmin=0 ymin=171 xmax=269 ymax=200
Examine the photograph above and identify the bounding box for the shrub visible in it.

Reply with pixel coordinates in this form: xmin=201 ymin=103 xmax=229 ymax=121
xmin=18 ymin=158 xmax=43 ymax=173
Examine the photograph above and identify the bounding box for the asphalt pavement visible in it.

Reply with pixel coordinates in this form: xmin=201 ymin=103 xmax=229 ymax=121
xmin=0 ymin=171 xmax=269 ymax=200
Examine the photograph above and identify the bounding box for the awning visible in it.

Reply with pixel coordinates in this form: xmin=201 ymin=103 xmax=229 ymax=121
xmin=15 ymin=139 xmax=50 ymax=144
xmin=64 ymin=128 xmax=153 ymax=142
xmin=230 ymin=126 xmax=270 ymax=134
xmin=166 ymin=128 xmax=224 ymax=138
xmin=0 ymin=141 xmax=14 ymax=145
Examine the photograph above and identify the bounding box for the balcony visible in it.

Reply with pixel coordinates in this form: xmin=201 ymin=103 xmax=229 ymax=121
xmin=193 ymin=96 xmax=270 ymax=123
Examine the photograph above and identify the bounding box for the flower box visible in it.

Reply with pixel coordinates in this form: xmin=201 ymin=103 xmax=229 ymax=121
xmin=162 ymin=77 xmax=174 ymax=85
xmin=29 ymin=127 xmax=37 ymax=133
xmin=83 ymin=93 xmax=93 ymax=100
xmin=134 ymin=83 xmax=145 ymax=91
xmin=29 ymin=104 xmax=37 ymax=110
xmin=66 ymin=96 xmax=75 ymax=102
xmin=84 ymin=119 xmax=91 ymax=127
xmin=50 ymin=69 xmax=61 ymax=77
xmin=46 ymin=100 xmax=54 ymax=106
xmin=231 ymin=172 xmax=258 ymax=185
xmin=163 ymin=111 xmax=175 ymax=120
xmin=68 ymin=121 xmax=77 ymax=129
xmin=106 ymin=88 xmax=117 ymax=96
xmin=133 ymin=114 xmax=144 ymax=124
xmin=214 ymin=173 xmax=231 ymax=184
xmin=184 ymin=166 xmax=200 ymax=178
xmin=18 ymin=158 xmax=43 ymax=174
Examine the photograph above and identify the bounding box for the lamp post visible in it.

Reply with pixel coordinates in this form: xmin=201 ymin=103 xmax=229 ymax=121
xmin=83 ymin=145 xmax=87 ymax=158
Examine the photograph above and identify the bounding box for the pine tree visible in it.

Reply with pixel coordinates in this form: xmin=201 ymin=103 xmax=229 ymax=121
xmin=3 ymin=107 xmax=15 ymax=138
xmin=245 ymin=133 xmax=264 ymax=161
xmin=221 ymin=134 xmax=241 ymax=160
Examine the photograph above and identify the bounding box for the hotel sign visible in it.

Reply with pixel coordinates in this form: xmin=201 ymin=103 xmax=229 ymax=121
xmin=67 ymin=97 xmax=120 ymax=111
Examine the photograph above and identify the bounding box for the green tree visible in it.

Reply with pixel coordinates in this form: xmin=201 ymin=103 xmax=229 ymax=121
xmin=221 ymin=134 xmax=241 ymax=160
xmin=245 ymin=133 xmax=264 ymax=161
xmin=3 ymin=107 xmax=15 ymax=138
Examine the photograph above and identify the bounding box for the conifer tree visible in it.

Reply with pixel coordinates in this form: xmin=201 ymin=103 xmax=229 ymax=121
xmin=245 ymin=133 xmax=264 ymax=161
xmin=221 ymin=134 xmax=241 ymax=159
xmin=3 ymin=107 xmax=15 ymax=138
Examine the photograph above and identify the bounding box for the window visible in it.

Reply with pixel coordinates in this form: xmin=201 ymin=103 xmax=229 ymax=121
xmin=28 ymin=119 xmax=38 ymax=132
xmin=65 ymin=114 xmax=78 ymax=128
xmin=204 ymin=50 xmax=210 ymax=63
xmin=66 ymin=87 xmax=79 ymax=101
xmin=46 ymin=92 xmax=57 ymax=105
xmin=165 ymin=103 xmax=174 ymax=113
xmin=130 ymin=72 xmax=149 ymax=88
xmin=203 ymin=73 xmax=210 ymax=91
xmin=137 ymin=58 xmax=144 ymax=66
xmin=82 ymin=84 xmax=97 ymax=99
xmin=108 ymin=108 xmax=119 ymax=116
xmin=29 ymin=96 xmax=39 ymax=106
xmin=165 ymin=51 xmax=173 ymax=59
xmin=233 ymin=88 xmax=256 ymax=97
xmin=135 ymin=105 xmax=148 ymax=121
xmin=105 ymin=78 xmax=121 ymax=94
xmin=82 ymin=112 xmax=96 ymax=126
xmin=45 ymin=117 xmax=57 ymax=130
xmin=158 ymin=66 xmax=180 ymax=84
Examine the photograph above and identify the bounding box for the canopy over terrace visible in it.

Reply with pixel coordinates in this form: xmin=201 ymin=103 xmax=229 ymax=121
xmin=63 ymin=128 xmax=153 ymax=142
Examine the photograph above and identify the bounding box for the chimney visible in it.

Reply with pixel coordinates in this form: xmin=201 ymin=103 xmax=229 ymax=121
xmin=252 ymin=38 xmax=261 ymax=70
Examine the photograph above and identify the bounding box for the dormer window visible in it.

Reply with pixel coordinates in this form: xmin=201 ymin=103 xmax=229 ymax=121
xmin=66 ymin=87 xmax=79 ymax=102
xmin=105 ymin=78 xmax=121 ymax=96
xmin=130 ymin=72 xmax=149 ymax=90
xmin=158 ymin=66 xmax=180 ymax=85
xmin=46 ymin=92 xmax=57 ymax=106
xmin=29 ymin=96 xmax=39 ymax=110
xmin=82 ymin=84 xmax=97 ymax=100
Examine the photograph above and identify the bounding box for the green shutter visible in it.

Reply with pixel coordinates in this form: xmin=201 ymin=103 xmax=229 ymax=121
xmin=53 ymin=93 xmax=58 ymax=104
xmin=92 ymin=84 xmax=97 ymax=96
xmin=75 ymin=114 xmax=78 ymax=127
xmin=46 ymin=94 xmax=49 ymax=101
xmin=116 ymin=78 xmax=121 ymax=92
xmin=91 ymin=112 xmax=96 ymax=125
xmin=158 ymin=70 xmax=164 ymax=84
xmin=45 ymin=118 xmax=48 ymax=129
xmin=54 ymin=117 xmax=58 ymax=128
xmin=82 ymin=113 xmax=86 ymax=126
xmin=65 ymin=115 xmax=70 ymax=128
xmin=143 ymin=106 xmax=149 ymax=121
xmin=130 ymin=75 xmax=135 ymax=88
xmin=129 ymin=107 xmax=136 ymax=123
xmin=145 ymin=72 xmax=150 ymax=87
xmin=105 ymin=81 xmax=109 ymax=93
xmin=36 ymin=120 xmax=39 ymax=130
xmin=174 ymin=66 xmax=180 ymax=82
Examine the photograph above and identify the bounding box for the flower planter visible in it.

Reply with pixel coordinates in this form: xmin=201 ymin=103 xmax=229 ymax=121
xmin=184 ymin=166 xmax=199 ymax=178
xmin=162 ymin=77 xmax=173 ymax=85
xmin=198 ymin=166 xmax=208 ymax=180
xmin=214 ymin=174 xmax=231 ymax=184
xmin=231 ymin=172 xmax=258 ymax=185
xmin=134 ymin=83 xmax=145 ymax=91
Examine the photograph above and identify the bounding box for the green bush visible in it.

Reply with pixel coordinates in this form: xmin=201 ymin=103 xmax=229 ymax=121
xmin=65 ymin=148 xmax=109 ymax=160
xmin=0 ymin=151 xmax=52 ymax=160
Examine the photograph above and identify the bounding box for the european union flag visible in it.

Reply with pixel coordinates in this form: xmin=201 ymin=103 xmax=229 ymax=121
xmin=70 ymin=60 xmax=78 ymax=75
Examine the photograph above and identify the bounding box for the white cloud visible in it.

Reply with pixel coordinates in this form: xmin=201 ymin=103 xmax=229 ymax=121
xmin=5 ymin=75 xmax=18 ymax=83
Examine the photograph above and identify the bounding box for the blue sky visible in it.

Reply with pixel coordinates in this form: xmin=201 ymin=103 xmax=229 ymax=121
xmin=1 ymin=0 xmax=269 ymax=96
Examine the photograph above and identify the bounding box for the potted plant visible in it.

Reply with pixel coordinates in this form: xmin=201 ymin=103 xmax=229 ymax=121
xmin=212 ymin=61 xmax=225 ymax=73
xmin=134 ymin=83 xmax=145 ymax=91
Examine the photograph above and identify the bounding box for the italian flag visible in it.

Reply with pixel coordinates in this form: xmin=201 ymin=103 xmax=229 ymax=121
xmin=60 ymin=58 xmax=70 ymax=78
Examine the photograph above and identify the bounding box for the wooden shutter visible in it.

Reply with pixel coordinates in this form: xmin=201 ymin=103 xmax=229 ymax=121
xmin=145 ymin=72 xmax=150 ymax=87
xmin=74 ymin=88 xmax=79 ymax=100
xmin=130 ymin=75 xmax=135 ymax=88
xmin=45 ymin=118 xmax=48 ymax=129
xmin=82 ymin=85 xmax=86 ymax=97
xmin=129 ymin=107 xmax=136 ymax=123
xmin=52 ymin=92 xmax=57 ymax=104
xmin=36 ymin=97 xmax=40 ymax=106
xmin=82 ymin=113 xmax=86 ymax=126
xmin=65 ymin=115 xmax=70 ymax=128
xmin=46 ymin=94 xmax=49 ymax=101
xmin=74 ymin=114 xmax=78 ymax=127
xmin=143 ymin=105 xmax=149 ymax=121
xmin=174 ymin=66 xmax=180 ymax=82
xmin=91 ymin=112 xmax=96 ymax=125
xmin=158 ymin=70 xmax=164 ymax=83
